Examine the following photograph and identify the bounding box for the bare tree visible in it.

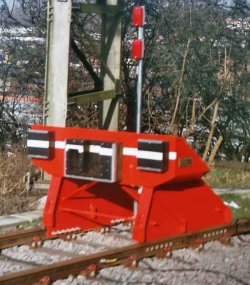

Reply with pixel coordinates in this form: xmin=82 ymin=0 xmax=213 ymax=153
xmin=0 ymin=0 xmax=45 ymax=147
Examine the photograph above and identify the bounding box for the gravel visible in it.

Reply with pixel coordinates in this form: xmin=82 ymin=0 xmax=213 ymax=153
xmin=43 ymin=238 xmax=107 ymax=255
xmin=76 ymin=231 xmax=133 ymax=248
xmin=0 ymin=227 xmax=134 ymax=277
xmin=0 ymin=258 xmax=32 ymax=276
xmin=1 ymin=225 xmax=249 ymax=284
xmin=53 ymin=234 xmax=250 ymax=285
xmin=2 ymin=245 xmax=69 ymax=267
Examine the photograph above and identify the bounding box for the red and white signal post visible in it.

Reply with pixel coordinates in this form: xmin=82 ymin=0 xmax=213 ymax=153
xmin=132 ymin=6 xmax=146 ymax=215
xmin=132 ymin=6 xmax=145 ymax=133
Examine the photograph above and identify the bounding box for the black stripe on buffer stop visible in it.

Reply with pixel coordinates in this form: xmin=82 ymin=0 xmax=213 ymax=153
xmin=27 ymin=130 xmax=53 ymax=159
xmin=65 ymin=139 xmax=116 ymax=182
xmin=137 ymin=139 xmax=168 ymax=172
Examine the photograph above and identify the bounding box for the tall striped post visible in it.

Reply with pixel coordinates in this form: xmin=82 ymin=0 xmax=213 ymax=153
xmin=132 ymin=6 xmax=145 ymax=133
xmin=132 ymin=6 xmax=145 ymax=217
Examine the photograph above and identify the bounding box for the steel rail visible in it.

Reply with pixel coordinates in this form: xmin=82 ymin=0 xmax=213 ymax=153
xmin=0 ymin=224 xmax=113 ymax=250
xmin=0 ymin=218 xmax=249 ymax=285
xmin=0 ymin=227 xmax=46 ymax=250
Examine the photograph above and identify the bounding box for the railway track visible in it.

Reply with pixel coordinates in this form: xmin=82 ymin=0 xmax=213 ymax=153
xmin=0 ymin=227 xmax=46 ymax=250
xmin=0 ymin=218 xmax=249 ymax=285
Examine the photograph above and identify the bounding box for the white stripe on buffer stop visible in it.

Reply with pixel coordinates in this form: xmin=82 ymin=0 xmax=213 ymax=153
xmin=89 ymin=145 xmax=113 ymax=156
xmin=137 ymin=150 xmax=163 ymax=160
xmin=123 ymin=147 xmax=177 ymax=161
xmin=56 ymin=141 xmax=112 ymax=156
xmin=168 ymin=151 xmax=177 ymax=160
xmin=30 ymin=140 xmax=177 ymax=160
xmin=27 ymin=140 xmax=49 ymax=148
xmin=55 ymin=141 xmax=65 ymax=149
xmin=65 ymin=144 xmax=113 ymax=156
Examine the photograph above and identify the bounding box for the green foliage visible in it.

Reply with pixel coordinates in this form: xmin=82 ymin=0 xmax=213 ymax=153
xmin=220 ymin=193 xmax=250 ymax=220
xmin=122 ymin=0 xmax=250 ymax=160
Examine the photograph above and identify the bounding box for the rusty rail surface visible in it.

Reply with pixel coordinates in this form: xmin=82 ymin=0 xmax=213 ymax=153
xmin=0 ymin=227 xmax=46 ymax=250
xmin=0 ymin=224 xmax=113 ymax=251
xmin=0 ymin=218 xmax=249 ymax=285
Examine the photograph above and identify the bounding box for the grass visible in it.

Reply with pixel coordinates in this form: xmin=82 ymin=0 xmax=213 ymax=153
xmin=220 ymin=193 xmax=250 ymax=220
xmin=204 ymin=161 xmax=250 ymax=188
xmin=204 ymin=162 xmax=250 ymax=220
xmin=0 ymin=219 xmax=42 ymax=234
xmin=17 ymin=219 xmax=42 ymax=230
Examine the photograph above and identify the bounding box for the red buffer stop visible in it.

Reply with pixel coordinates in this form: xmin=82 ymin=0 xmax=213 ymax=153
xmin=27 ymin=125 xmax=232 ymax=242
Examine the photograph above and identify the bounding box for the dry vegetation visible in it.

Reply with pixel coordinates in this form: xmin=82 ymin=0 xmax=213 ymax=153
xmin=205 ymin=162 xmax=250 ymax=188
xmin=0 ymin=146 xmax=41 ymax=215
